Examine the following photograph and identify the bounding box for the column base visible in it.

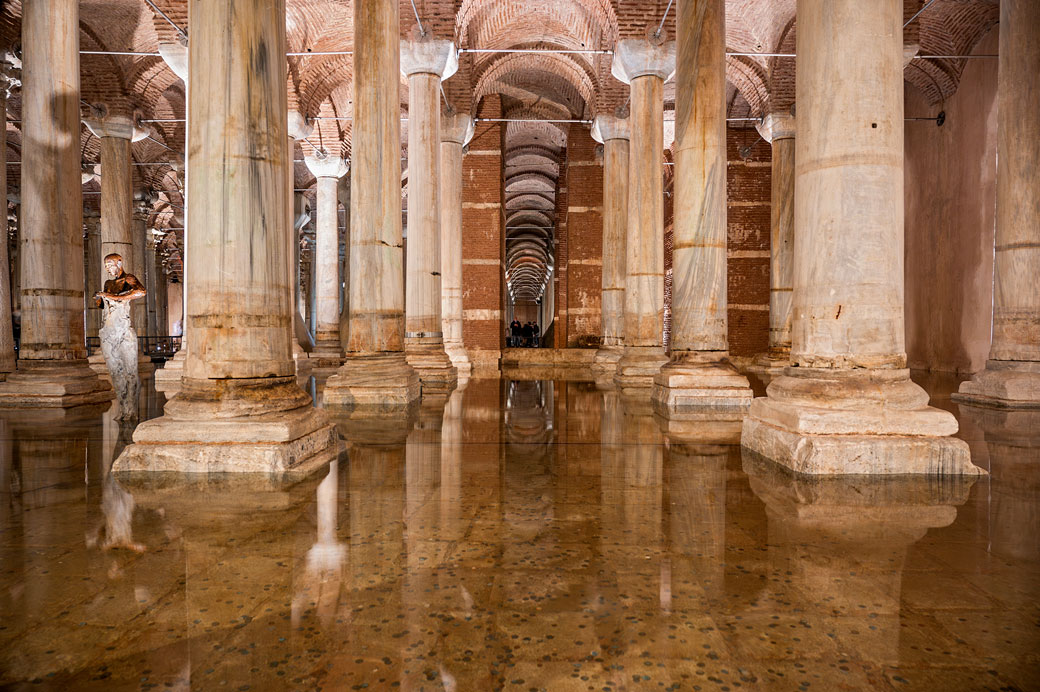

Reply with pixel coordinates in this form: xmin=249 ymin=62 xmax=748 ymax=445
xmin=952 ymin=361 xmax=1040 ymax=409
xmin=613 ymin=346 xmax=668 ymax=394
xmin=740 ymin=367 xmax=981 ymax=475
xmin=746 ymin=350 xmax=791 ymax=377
xmin=651 ymin=353 xmax=754 ymax=420
xmin=592 ymin=344 xmax=623 ymax=372
xmin=405 ymin=339 xmax=458 ymax=393
xmin=322 ymin=352 xmax=422 ymax=412
xmin=0 ymin=359 xmax=114 ymax=410
xmin=154 ymin=349 xmax=186 ymax=393
xmin=88 ymin=352 xmax=155 ymax=378
xmin=445 ymin=342 xmax=472 ymax=377
xmin=113 ymin=376 xmax=342 ymax=475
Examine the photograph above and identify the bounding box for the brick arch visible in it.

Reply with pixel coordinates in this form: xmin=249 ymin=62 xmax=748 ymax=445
xmin=473 ymin=53 xmax=597 ymax=118
xmin=457 ymin=0 xmax=619 ymax=54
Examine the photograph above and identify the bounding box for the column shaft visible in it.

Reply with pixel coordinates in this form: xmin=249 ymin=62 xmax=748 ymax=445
xmin=0 ymin=83 xmax=13 ymax=372
xmin=130 ymin=204 xmax=148 ymax=334
xmin=18 ymin=0 xmax=86 ymax=362
xmin=439 ymin=117 xmax=471 ymax=375
xmin=84 ymin=215 xmax=102 ymax=338
xmin=99 ymin=137 xmax=134 ymax=294
xmin=670 ymin=0 xmax=727 ymax=353
xmin=790 ymin=0 xmax=905 ymax=369
xmin=600 ymin=137 xmax=628 ymax=350
xmin=315 ymin=176 xmax=341 ymax=349
xmin=184 ymin=0 xmax=294 ymax=381
xmin=955 ymin=0 xmax=1040 ymax=407
xmin=624 ymin=75 xmax=664 ymax=350
xmin=323 ymin=0 xmax=420 ymax=409
xmin=402 ymin=41 xmax=457 ymax=392
xmin=991 ymin=0 xmax=1040 ymax=364
xmin=345 ymin=0 xmax=404 ymax=355
xmin=767 ymin=132 xmax=795 ymax=359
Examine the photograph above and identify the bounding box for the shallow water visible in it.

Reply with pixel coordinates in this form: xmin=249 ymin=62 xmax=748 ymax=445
xmin=0 ymin=375 xmax=1037 ymax=690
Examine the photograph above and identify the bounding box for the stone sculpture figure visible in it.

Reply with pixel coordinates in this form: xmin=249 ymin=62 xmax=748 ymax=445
xmin=94 ymin=253 xmax=146 ymax=420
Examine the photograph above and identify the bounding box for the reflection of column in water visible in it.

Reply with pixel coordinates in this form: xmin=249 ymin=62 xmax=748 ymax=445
xmin=742 ymin=451 xmax=974 ymax=666
xmin=440 ymin=387 xmax=465 ymax=541
xmin=666 ymin=443 xmax=728 ymax=603
xmin=961 ymin=407 xmax=1040 ymax=563
xmin=293 ymin=460 xmax=346 ymax=627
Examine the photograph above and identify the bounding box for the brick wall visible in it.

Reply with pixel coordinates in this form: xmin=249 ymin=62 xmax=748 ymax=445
xmin=726 ymin=127 xmax=771 ymax=357
xmin=461 ymin=95 xmax=505 ymax=365
xmin=562 ymin=127 xmax=603 ymax=347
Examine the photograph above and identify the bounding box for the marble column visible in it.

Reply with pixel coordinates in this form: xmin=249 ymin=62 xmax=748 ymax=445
xmin=611 ymin=39 xmax=675 ymax=393
xmin=402 ymin=38 xmax=459 ymax=393
xmin=144 ymin=235 xmax=158 ymax=339
xmin=83 ymin=211 xmax=102 ymax=339
xmin=83 ymin=113 xmax=153 ymax=376
xmin=955 ymin=0 xmax=1040 ymax=409
xmin=741 ymin=0 xmax=978 ymax=475
xmin=0 ymin=71 xmax=13 ymax=375
xmin=0 ymin=0 xmax=112 ymax=412
xmin=440 ymin=113 xmax=474 ymax=377
xmin=130 ymin=192 xmax=150 ymax=335
xmin=154 ymin=252 xmax=167 ymax=335
xmin=304 ymin=154 xmax=348 ymax=363
xmin=751 ymin=111 xmax=796 ymax=374
xmin=153 ymin=41 xmax=188 ymax=392
xmin=323 ymin=0 xmax=420 ymax=411
xmin=590 ymin=115 xmax=629 ymax=373
xmin=653 ymin=0 xmax=753 ymax=418
xmin=114 ymin=0 xmax=340 ymax=474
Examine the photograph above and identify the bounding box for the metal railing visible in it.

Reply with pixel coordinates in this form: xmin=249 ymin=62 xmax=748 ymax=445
xmin=85 ymin=335 xmax=182 ymax=359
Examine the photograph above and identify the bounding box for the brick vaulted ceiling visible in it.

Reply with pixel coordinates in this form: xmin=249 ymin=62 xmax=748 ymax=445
xmin=0 ymin=0 xmax=998 ymax=287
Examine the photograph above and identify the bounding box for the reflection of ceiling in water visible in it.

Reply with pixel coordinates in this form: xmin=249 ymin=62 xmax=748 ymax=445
xmin=505 ymin=380 xmax=554 ymax=447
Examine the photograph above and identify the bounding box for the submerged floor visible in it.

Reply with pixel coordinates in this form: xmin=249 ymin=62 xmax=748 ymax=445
xmin=0 ymin=374 xmax=1037 ymax=690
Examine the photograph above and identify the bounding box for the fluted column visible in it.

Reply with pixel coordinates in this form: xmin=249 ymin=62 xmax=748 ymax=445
xmin=402 ymin=38 xmax=459 ymax=393
xmin=323 ymin=0 xmax=419 ymax=410
xmin=741 ymin=0 xmax=977 ymax=475
xmin=591 ymin=115 xmax=629 ymax=372
xmin=955 ymin=0 xmax=1040 ymax=409
xmin=752 ymin=112 xmax=796 ymax=373
xmin=115 ymin=0 xmax=340 ymax=474
xmin=653 ymin=0 xmax=753 ymax=417
xmin=0 ymin=0 xmax=112 ymax=411
xmin=611 ymin=39 xmax=675 ymax=393
xmin=440 ymin=113 xmax=474 ymax=376
xmin=304 ymin=154 xmax=348 ymax=361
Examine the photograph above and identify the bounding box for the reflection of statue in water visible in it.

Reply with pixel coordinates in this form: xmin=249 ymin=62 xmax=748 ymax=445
xmin=94 ymin=253 xmax=146 ymax=421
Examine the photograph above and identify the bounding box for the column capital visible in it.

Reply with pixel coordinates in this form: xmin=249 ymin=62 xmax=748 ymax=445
xmin=441 ymin=113 xmax=474 ymax=146
xmin=305 ymin=153 xmax=349 ymax=179
xmin=81 ymin=164 xmax=99 ymax=185
xmin=401 ymin=38 xmax=458 ymax=80
xmin=611 ymin=39 xmax=676 ymax=84
xmin=288 ymin=110 xmax=313 ymax=140
xmin=158 ymin=41 xmax=188 ymax=81
xmin=756 ymin=112 xmax=795 ymax=143
xmin=83 ymin=109 xmax=151 ymax=142
xmin=591 ymin=115 xmax=630 ymax=143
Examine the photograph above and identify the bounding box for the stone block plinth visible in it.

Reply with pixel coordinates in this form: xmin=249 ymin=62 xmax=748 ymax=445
xmin=741 ymin=368 xmax=983 ymax=475
xmin=114 ymin=376 xmax=342 ymax=476
xmin=323 ymin=352 xmax=421 ymax=411
xmin=651 ymin=355 xmax=753 ymax=420
xmin=953 ymin=361 xmax=1040 ymax=409
xmin=613 ymin=346 xmax=669 ymax=394
xmin=0 ymin=361 xmax=114 ymax=410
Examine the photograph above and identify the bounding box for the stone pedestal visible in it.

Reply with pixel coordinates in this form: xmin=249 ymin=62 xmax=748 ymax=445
xmin=750 ymin=112 xmax=796 ymax=376
xmin=652 ymin=0 xmax=752 ymax=417
xmin=0 ymin=0 xmax=112 ymax=410
xmin=741 ymin=0 xmax=975 ymax=475
xmin=954 ymin=0 xmax=1040 ymax=410
xmin=590 ymin=115 xmax=629 ymax=373
xmin=114 ymin=0 xmax=339 ymax=475
xmin=402 ymin=38 xmax=458 ymax=393
xmin=304 ymin=154 xmax=348 ymax=364
xmin=610 ymin=40 xmax=674 ymax=391
xmin=322 ymin=0 xmax=420 ymax=411
xmin=440 ymin=113 xmax=474 ymax=376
